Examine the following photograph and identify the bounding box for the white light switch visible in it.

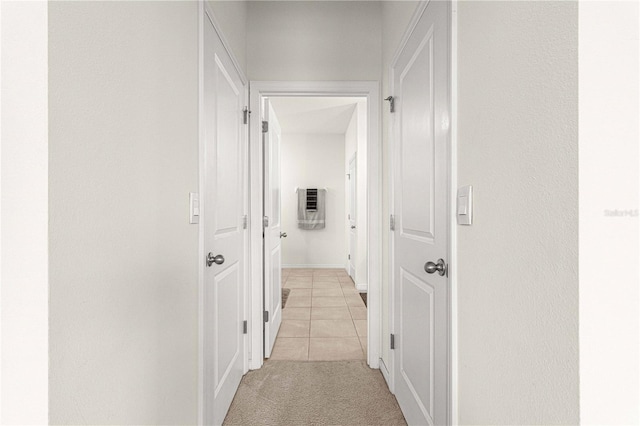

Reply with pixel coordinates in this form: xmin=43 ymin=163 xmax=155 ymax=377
xmin=456 ymin=185 xmax=473 ymax=225
xmin=190 ymin=192 xmax=200 ymax=224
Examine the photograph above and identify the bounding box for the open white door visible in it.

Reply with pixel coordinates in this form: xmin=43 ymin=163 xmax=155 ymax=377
xmin=202 ymin=10 xmax=247 ymax=425
xmin=263 ymin=99 xmax=283 ymax=358
xmin=348 ymin=155 xmax=357 ymax=279
xmin=391 ymin=1 xmax=450 ymax=425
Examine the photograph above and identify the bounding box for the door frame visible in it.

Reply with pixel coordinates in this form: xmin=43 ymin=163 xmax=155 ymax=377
xmin=248 ymin=81 xmax=381 ymax=370
xmin=347 ymin=152 xmax=358 ymax=279
xmin=198 ymin=1 xmax=250 ymax=424
xmin=387 ymin=0 xmax=458 ymax=423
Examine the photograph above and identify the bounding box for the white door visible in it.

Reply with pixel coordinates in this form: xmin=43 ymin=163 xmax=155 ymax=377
xmin=391 ymin=1 xmax=450 ymax=425
xmin=263 ymin=99 xmax=283 ymax=358
xmin=203 ymin=11 xmax=247 ymax=425
xmin=348 ymin=155 xmax=357 ymax=279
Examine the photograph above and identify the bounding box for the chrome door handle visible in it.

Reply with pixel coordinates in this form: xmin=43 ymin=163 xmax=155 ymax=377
xmin=280 ymin=232 xmax=287 ymax=238
xmin=351 ymin=225 xmax=356 ymax=229
xmin=207 ymin=253 xmax=224 ymax=267
xmin=424 ymin=259 xmax=447 ymax=276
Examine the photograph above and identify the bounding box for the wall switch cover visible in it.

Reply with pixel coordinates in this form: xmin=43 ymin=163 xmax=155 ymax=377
xmin=190 ymin=192 xmax=200 ymax=224
xmin=457 ymin=185 xmax=473 ymax=225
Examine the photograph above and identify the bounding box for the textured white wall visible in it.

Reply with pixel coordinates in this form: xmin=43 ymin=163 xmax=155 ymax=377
xmin=281 ymin=133 xmax=346 ymax=267
xmin=206 ymin=0 xmax=247 ymax=74
xmin=247 ymin=1 xmax=382 ymax=81
xmin=48 ymin=2 xmax=199 ymax=424
xmin=0 ymin=1 xmax=49 ymax=423
xmin=344 ymin=103 xmax=369 ymax=288
xmin=456 ymin=2 xmax=579 ymax=423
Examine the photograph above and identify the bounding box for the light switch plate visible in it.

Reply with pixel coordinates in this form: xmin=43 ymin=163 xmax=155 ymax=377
xmin=457 ymin=185 xmax=473 ymax=225
xmin=190 ymin=192 xmax=200 ymax=224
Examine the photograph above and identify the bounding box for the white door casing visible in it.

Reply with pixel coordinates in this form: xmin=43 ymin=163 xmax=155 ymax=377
xmin=348 ymin=154 xmax=357 ymax=279
xmin=391 ymin=1 xmax=450 ymax=425
xmin=263 ymin=99 xmax=283 ymax=358
xmin=202 ymin=8 xmax=247 ymax=425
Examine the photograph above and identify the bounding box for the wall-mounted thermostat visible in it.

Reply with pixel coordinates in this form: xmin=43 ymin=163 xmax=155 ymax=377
xmin=457 ymin=185 xmax=473 ymax=225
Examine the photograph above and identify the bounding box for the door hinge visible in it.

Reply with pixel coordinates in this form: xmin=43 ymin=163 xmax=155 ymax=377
xmin=263 ymin=311 xmax=269 ymax=322
xmin=390 ymin=334 xmax=396 ymax=350
xmin=262 ymin=121 xmax=269 ymax=133
xmin=242 ymin=215 xmax=248 ymax=229
xmin=384 ymin=96 xmax=395 ymax=113
xmin=348 ymin=254 xmax=351 ymax=260
xmin=263 ymin=216 xmax=269 ymax=228
xmin=390 ymin=214 xmax=396 ymax=231
xmin=243 ymin=107 xmax=251 ymax=125
xmin=243 ymin=320 xmax=248 ymax=334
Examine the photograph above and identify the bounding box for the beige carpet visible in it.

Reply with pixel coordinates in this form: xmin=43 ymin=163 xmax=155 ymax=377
xmin=223 ymin=360 xmax=406 ymax=425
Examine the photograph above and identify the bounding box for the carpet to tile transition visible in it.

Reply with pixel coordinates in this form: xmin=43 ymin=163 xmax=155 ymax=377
xmin=223 ymin=360 xmax=406 ymax=425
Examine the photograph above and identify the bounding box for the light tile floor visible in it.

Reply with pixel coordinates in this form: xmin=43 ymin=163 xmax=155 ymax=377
xmin=271 ymin=268 xmax=368 ymax=361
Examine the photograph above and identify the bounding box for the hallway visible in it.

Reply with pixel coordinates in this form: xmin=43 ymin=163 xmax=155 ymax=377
xmin=272 ymin=268 xmax=368 ymax=361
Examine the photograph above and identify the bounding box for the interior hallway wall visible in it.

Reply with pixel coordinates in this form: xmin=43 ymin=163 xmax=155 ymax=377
xmin=344 ymin=102 xmax=369 ymax=289
xmin=281 ymin=133 xmax=346 ymax=267
xmin=456 ymin=2 xmax=579 ymax=423
xmin=48 ymin=2 xmax=199 ymax=424
xmin=246 ymin=1 xmax=382 ymax=81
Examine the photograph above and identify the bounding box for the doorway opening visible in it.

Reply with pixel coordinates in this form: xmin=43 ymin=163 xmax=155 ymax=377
xmin=265 ymin=96 xmax=369 ymax=361
xmin=248 ymin=82 xmax=381 ymax=371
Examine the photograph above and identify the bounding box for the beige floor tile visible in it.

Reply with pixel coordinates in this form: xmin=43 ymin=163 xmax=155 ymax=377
xmin=289 ymin=271 xmax=313 ymax=276
xmin=313 ymin=269 xmax=339 ymax=276
xmin=286 ymin=296 xmax=312 ymax=307
xmin=270 ymin=338 xmax=309 ymax=361
xmin=312 ymin=296 xmax=347 ymax=307
xmin=313 ymin=276 xmax=339 ymax=283
xmin=289 ymin=289 xmax=312 ymax=298
xmin=349 ymin=306 xmax=367 ymax=319
xmin=279 ymin=320 xmax=310 ymax=337
xmin=284 ymin=281 xmax=313 ymax=289
xmin=286 ymin=276 xmax=313 ymax=283
xmin=311 ymin=307 xmax=351 ymax=320
xmin=282 ymin=307 xmax=311 ymax=320
xmin=339 ymin=276 xmax=354 ymax=283
xmin=308 ymin=338 xmax=364 ymax=361
xmin=310 ymin=320 xmax=357 ymax=338
xmin=359 ymin=336 xmax=368 ymax=358
xmin=313 ymin=281 xmax=341 ymax=289
xmin=312 ymin=288 xmax=343 ymax=297
xmin=341 ymin=287 xmax=359 ymax=296
xmin=340 ymin=281 xmax=356 ymax=288
xmin=353 ymin=319 xmax=367 ymax=337
xmin=345 ymin=295 xmax=365 ymax=307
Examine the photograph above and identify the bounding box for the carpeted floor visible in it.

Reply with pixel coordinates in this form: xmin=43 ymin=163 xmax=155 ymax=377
xmin=223 ymin=360 xmax=406 ymax=425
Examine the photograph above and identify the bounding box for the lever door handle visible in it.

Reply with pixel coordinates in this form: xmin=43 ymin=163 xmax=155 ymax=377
xmin=207 ymin=253 xmax=225 ymax=267
xmin=424 ymin=259 xmax=447 ymax=276
xmin=351 ymin=225 xmax=356 ymax=229
xmin=280 ymin=232 xmax=287 ymax=238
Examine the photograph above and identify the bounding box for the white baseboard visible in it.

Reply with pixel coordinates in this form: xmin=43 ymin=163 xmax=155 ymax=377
xmin=355 ymin=283 xmax=368 ymax=292
xmin=282 ymin=264 xmax=347 ymax=270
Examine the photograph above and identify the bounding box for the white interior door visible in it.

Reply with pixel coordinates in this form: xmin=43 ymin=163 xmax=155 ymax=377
xmin=391 ymin=1 xmax=450 ymax=425
xmin=203 ymin=11 xmax=246 ymax=425
xmin=348 ymin=155 xmax=357 ymax=279
xmin=263 ymin=99 xmax=283 ymax=358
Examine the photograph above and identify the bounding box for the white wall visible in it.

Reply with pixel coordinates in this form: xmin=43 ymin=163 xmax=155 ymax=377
xmin=0 ymin=1 xmax=49 ymax=423
xmin=48 ymin=2 xmax=199 ymax=424
xmin=206 ymin=0 xmax=247 ymax=74
xmin=456 ymin=2 xmax=579 ymax=423
xmin=579 ymin=2 xmax=639 ymax=423
xmin=281 ymin=133 xmax=346 ymax=267
xmin=247 ymin=1 xmax=382 ymax=81
xmin=344 ymin=102 xmax=368 ymax=289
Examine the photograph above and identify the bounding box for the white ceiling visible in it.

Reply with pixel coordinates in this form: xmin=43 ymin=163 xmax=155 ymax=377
xmin=269 ymin=97 xmax=363 ymax=134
